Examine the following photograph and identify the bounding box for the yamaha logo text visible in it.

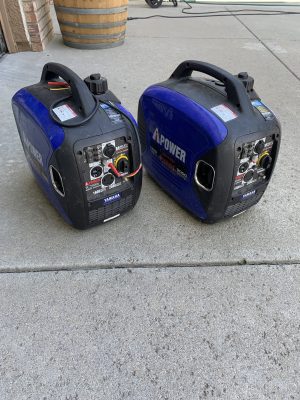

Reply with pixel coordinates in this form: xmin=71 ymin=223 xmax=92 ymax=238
xmin=103 ymin=193 xmax=121 ymax=204
xmin=242 ymin=190 xmax=256 ymax=199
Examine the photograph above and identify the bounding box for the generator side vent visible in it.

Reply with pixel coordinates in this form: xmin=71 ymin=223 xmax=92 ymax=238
xmin=89 ymin=195 xmax=133 ymax=224
xmin=194 ymin=160 xmax=215 ymax=192
xmin=49 ymin=165 xmax=65 ymax=197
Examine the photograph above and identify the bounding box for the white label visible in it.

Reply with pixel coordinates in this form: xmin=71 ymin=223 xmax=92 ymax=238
xmin=211 ymin=104 xmax=237 ymax=122
xmin=52 ymin=104 xmax=77 ymax=122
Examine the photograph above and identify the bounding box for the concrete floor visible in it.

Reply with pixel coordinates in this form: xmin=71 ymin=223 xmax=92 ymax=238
xmin=0 ymin=1 xmax=299 ymax=398
xmin=1 ymin=265 xmax=300 ymax=399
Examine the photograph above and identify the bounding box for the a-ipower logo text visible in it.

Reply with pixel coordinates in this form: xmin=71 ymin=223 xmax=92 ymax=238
xmin=152 ymin=128 xmax=186 ymax=163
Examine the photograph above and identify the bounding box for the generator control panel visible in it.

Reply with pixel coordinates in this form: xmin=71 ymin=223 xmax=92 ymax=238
xmin=234 ymin=135 xmax=276 ymax=192
xmin=77 ymin=137 xmax=131 ymax=202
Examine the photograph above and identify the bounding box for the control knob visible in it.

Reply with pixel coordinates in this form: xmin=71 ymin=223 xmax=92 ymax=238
xmin=259 ymin=153 xmax=272 ymax=169
xmin=103 ymin=143 xmax=116 ymax=158
xmin=243 ymin=169 xmax=254 ymax=182
xmin=255 ymin=140 xmax=265 ymax=154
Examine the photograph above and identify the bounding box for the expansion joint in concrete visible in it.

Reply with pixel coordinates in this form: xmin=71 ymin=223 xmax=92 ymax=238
xmin=230 ymin=10 xmax=300 ymax=82
xmin=1 ymin=259 xmax=300 ymax=274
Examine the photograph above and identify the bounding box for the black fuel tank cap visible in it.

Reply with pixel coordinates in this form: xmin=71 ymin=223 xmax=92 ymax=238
xmin=236 ymin=71 xmax=255 ymax=93
xmin=84 ymin=73 xmax=108 ymax=95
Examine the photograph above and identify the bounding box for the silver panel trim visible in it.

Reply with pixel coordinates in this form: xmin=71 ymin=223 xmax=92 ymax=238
xmin=104 ymin=214 xmax=120 ymax=223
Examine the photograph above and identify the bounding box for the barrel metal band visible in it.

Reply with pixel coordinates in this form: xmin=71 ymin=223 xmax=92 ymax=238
xmin=63 ymin=40 xmax=125 ymax=49
xmin=55 ymin=6 xmax=127 ymax=14
xmin=57 ymin=19 xmax=127 ymax=29
xmin=62 ymin=31 xmax=125 ymax=40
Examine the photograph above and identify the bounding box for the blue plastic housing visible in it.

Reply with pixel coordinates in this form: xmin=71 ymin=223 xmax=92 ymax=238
xmin=140 ymin=85 xmax=228 ymax=219
xmin=12 ymin=89 xmax=70 ymax=223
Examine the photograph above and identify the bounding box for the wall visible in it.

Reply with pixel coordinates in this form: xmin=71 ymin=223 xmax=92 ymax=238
xmin=0 ymin=0 xmax=54 ymax=52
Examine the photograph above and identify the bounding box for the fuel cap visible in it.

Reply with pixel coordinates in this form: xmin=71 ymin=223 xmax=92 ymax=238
xmin=84 ymin=73 xmax=108 ymax=95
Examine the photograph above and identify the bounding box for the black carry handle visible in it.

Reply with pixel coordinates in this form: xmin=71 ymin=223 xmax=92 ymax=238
xmin=41 ymin=62 xmax=95 ymax=116
xmin=170 ymin=60 xmax=253 ymax=115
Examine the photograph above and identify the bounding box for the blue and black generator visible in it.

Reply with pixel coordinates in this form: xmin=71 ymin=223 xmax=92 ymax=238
xmin=12 ymin=63 xmax=142 ymax=229
xmin=138 ymin=60 xmax=281 ymax=223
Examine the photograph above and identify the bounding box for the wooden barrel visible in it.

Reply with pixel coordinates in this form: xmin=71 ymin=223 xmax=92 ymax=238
xmin=54 ymin=0 xmax=128 ymax=49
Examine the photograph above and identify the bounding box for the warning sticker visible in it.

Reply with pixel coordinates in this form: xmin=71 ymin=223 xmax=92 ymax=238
xmin=211 ymin=104 xmax=238 ymax=122
xmin=251 ymin=100 xmax=274 ymax=120
xmin=100 ymin=104 xmax=123 ymax=124
xmin=52 ymin=104 xmax=77 ymax=122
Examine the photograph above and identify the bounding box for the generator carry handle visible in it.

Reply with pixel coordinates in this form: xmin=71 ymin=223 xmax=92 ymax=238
xmin=170 ymin=60 xmax=253 ymax=115
xmin=41 ymin=62 xmax=96 ymax=117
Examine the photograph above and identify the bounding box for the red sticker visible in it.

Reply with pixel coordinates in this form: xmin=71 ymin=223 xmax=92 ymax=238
xmin=85 ymin=178 xmax=101 ymax=186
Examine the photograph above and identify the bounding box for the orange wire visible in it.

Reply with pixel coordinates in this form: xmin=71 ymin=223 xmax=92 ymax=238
xmin=126 ymin=163 xmax=142 ymax=178
xmin=108 ymin=162 xmax=142 ymax=179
